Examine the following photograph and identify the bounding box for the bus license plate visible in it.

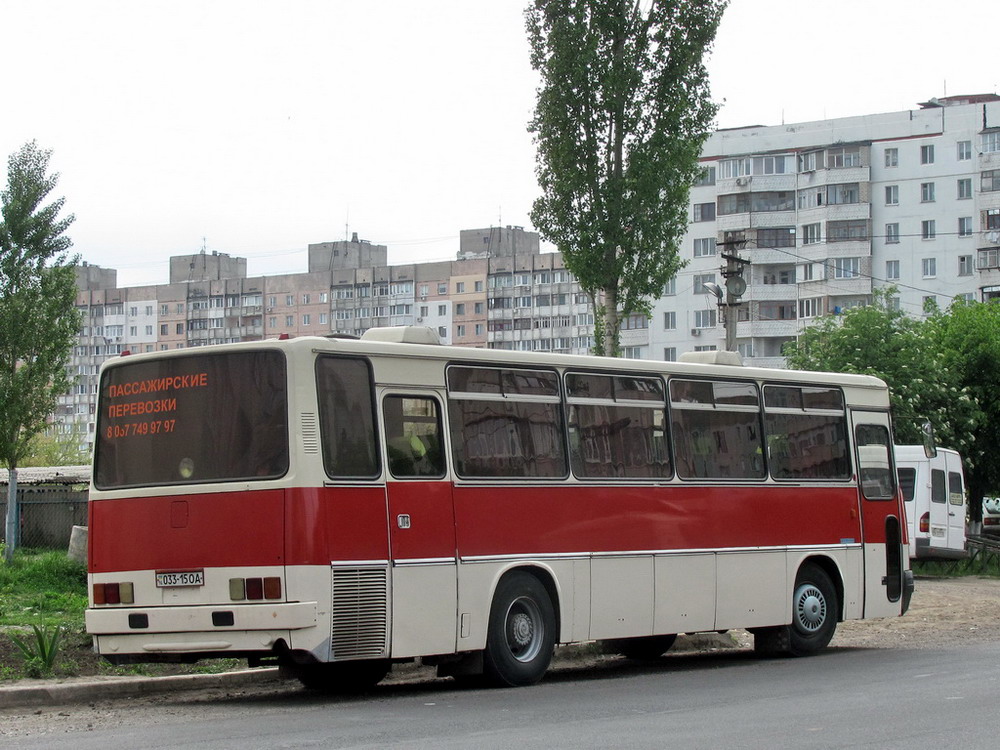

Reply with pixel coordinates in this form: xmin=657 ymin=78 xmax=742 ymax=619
xmin=155 ymin=570 xmax=205 ymax=588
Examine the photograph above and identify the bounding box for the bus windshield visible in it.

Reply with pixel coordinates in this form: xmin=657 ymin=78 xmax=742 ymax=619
xmin=94 ymin=350 xmax=288 ymax=489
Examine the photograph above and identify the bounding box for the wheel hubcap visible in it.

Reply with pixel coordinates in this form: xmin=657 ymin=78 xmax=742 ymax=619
xmin=506 ymin=597 xmax=543 ymax=662
xmin=794 ymin=583 xmax=826 ymax=633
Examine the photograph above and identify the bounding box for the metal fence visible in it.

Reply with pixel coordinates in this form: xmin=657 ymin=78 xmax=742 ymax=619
xmin=0 ymin=487 xmax=89 ymax=550
xmin=2 ymin=466 xmax=90 ymax=550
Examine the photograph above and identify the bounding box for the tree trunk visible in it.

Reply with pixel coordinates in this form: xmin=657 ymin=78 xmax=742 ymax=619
xmin=4 ymin=468 xmax=17 ymax=561
xmin=603 ymin=286 xmax=620 ymax=356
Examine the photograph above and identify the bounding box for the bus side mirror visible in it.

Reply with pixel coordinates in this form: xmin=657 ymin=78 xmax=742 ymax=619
xmin=921 ymin=420 xmax=937 ymax=459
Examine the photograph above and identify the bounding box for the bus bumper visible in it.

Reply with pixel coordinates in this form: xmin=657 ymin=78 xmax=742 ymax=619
xmin=86 ymin=601 xmax=317 ymax=657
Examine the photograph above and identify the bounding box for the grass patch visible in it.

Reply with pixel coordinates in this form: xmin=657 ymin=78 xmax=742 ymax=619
xmin=0 ymin=548 xmax=87 ymax=629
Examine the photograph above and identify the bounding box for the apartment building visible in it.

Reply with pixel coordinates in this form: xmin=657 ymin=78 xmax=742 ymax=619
xmin=57 ymin=94 xmax=1000 ymax=447
xmin=59 ymin=227 xmax=608 ymax=448
xmin=652 ymin=93 xmax=1000 ymax=366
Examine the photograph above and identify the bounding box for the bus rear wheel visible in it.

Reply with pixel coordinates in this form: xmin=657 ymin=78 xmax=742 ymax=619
xmin=754 ymin=563 xmax=838 ymax=657
xmin=483 ymin=571 xmax=555 ymax=687
xmin=296 ymin=659 xmax=391 ymax=692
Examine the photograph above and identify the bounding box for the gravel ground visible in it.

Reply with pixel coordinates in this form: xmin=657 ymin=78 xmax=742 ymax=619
xmin=2 ymin=575 xmax=999 ymax=738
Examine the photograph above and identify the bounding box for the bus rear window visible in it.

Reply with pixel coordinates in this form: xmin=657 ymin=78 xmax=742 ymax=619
xmin=94 ymin=351 xmax=288 ymax=489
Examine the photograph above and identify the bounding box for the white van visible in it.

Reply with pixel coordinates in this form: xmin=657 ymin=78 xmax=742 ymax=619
xmin=895 ymin=445 xmax=967 ymax=559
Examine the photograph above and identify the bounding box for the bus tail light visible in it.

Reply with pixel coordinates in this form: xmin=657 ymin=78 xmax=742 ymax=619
xmin=228 ymin=577 xmax=281 ymax=601
xmin=93 ymin=582 xmax=134 ymax=605
xmin=919 ymin=512 xmax=930 ymax=533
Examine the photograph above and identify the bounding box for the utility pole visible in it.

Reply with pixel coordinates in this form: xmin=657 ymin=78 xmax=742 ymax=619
xmin=704 ymin=239 xmax=749 ymax=353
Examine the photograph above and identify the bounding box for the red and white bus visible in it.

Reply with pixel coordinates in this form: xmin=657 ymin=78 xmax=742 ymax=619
xmin=86 ymin=327 xmax=913 ymax=689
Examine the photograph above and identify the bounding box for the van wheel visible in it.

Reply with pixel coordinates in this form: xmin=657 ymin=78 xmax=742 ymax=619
xmin=483 ymin=571 xmax=555 ymax=687
xmin=603 ymin=634 xmax=677 ymax=660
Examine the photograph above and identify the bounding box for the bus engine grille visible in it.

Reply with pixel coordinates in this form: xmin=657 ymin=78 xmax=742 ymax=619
xmin=330 ymin=566 xmax=389 ymax=659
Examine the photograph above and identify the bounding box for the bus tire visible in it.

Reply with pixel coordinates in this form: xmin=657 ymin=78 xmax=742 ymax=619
xmin=296 ymin=659 xmax=390 ymax=692
xmin=483 ymin=571 xmax=556 ymax=687
xmin=602 ymin=634 xmax=677 ymax=660
xmin=754 ymin=563 xmax=838 ymax=657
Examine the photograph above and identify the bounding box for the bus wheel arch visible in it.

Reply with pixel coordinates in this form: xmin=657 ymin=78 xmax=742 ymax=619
xmin=754 ymin=559 xmax=840 ymax=658
xmin=482 ymin=567 xmax=558 ymax=687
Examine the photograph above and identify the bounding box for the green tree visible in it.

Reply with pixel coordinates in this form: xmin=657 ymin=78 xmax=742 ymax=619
xmin=526 ymin=0 xmax=726 ymax=355
xmin=1 ymin=141 xmax=80 ymax=561
xmin=785 ymin=291 xmax=986 ymax=516
xmin=925 ymin=300 xmax=1000 ymax=520
xmin=22 ymin=431 xmax=89 ymax=468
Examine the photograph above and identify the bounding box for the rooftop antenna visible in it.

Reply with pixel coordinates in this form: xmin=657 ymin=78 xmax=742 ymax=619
xmin=200 ymin=237 xmax=207 ymax=254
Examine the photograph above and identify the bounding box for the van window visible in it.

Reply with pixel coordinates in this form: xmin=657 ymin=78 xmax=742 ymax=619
xmin=948 ymin=471 xmax=964 ymax=506
xmin=931 ymin=469 xmax=946 ymax=503
xmin=897 ymin=467 xmax=916 ymax=502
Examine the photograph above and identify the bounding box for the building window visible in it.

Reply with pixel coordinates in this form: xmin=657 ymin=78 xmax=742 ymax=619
xmin=886 ymin=260 xmax=900 ymax=280
xmin=693 ymin=237 xmax=716 ymax=257
xmin=176 ymin=323 xmax=184 ymax=334
xmin=798 ymin=151 xmax=820 ymax=171
xmin=302 ymin=294 xmax=310 ymax=304
xmin=663 ymin=311 xmax=676 ymax=330
xmin=474 ymin=302 xmax=484 ymax=314
xmin=885 ymin=223 xmax=900 ymax=244
xmin=827 ymin=146 xmax=861 ymax=168
xmin=827 ymin=220 xmax=869 ymax=242
xmin=319 ymin=313 xmax=328 ymax=324
xmin=757 ymin=227 xmax=795 ymax=248
xmin=320 ymin=292 xmax=328 ymax=303
xmin=920 ymin=144 xmax=935 ymax=164
xmin=958 ymin=255 xmax=974 ymax=276
xmin=475 ymin=323 xmax=483 ymax=336
xmin=693 ymin=273 xmax=716 ymax=294
xmin=959 ymin=217 xmax=973 ymax=237
xmin=663 ymin=347 xmax=677 ymax=362
xmin=922 ymin=296 xmax=937 ymax=313
xmin=475 ymin=280 xmax=484 ymax=292
xmin=302 ymin=314 xmax=311 ymax=325
xmin=885 ymin=185 xmax=899 ymax=205
xmin=958 ymin=178 xmax=973 ymax=200
xmin=982 ymin=170 xmax=1000 ymax=192
xmin=800 ymin=263 xmax=815 ymax=281
xmin=160 ymin=324 xmax=168 ymax=335
xmin=983 ymin=131 xmax=1000 ymax=154
xmin=437 ymin=283 xmax=447 ymax=294
xmin=693 ymin=309 xmax=717 ymax=328
xmin=802 ymin=223 xmax=821 ymax=245
xmin=694 ymin=167 xmax=716 ymax=186
xmin=920 ymin=182 xmax=935 ymax=202
xmin=884 ymin=148 xmax=898 ymax=167
xmin=620 ymin=314 xmax=648 ymax=330
xmin=285 ymin=295 xmax=294 ymax=306
xmin=285 ymin=315 xmax=294 ymax=326
xmin=456 ymin=303 xmax=466 ymax=315
xmin=799 ymin=298 xmax=822 ymax=318
xmin=456 ymin=324 xmax=466 ymax=337
xmin=693 ymin=202 xmax=715 ymax=222
xmin=663 ymin=278 xmax=676 ymax=296
xmin=985 ymin=208 xmax=1000 ymax=230
xmin=437 ymin=304 xmax=447 ymax=316
xmin=922 ymin=258 xmax=937 ymax=278
xmin=832 ymin=257 xmax=861 ymax=279
xmin=958 ymin=140 xmax=972 ymax=160
xmin=978 ymin=247 xmax=1000 ymax=269
xmin=921 ymin=220 xmax=936 ymax=240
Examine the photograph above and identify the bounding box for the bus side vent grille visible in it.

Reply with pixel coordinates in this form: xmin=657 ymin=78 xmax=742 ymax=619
xmin=330 ymin=567 xmax=388 ymax=659
xmin=300 ymin=413 xmax=319 ymax=454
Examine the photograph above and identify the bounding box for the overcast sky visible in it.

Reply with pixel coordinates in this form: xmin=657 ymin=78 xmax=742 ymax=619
xmin=4 ymin=0 xmax=998 ymax=287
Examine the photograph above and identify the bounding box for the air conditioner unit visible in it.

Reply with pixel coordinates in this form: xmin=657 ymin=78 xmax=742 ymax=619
xmin=691 ymin=328 xmax=701 ymax=336
xmin=416 ymin=317 xmax=423 ymax=323
xmin=735 ymin=177 xmax=749 ymax=186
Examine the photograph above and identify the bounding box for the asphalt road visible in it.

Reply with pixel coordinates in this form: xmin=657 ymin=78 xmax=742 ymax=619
xmin=4 ymin=643 xmax=998 ymax=749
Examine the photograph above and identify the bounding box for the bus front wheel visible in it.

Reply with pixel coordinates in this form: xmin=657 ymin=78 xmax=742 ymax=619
xmin=754 ymin=563 xmax=838 ymax=657
xmin=483 ymin=571 xmax=556 ymax=687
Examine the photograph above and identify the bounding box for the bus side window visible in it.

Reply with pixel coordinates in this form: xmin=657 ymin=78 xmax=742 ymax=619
xmin=856 ymin=424 xmax=895 ymax=500
xmin=383 ymin=396 xmax=445 ymax=479
xmin=316 ymin=356 xmax=380 ymax=478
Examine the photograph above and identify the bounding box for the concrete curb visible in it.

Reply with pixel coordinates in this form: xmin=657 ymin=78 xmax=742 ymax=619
xmin=0 ymin=667 xmax=282 ymax=710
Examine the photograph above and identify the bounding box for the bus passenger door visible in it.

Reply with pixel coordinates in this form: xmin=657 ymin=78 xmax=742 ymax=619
xmin=381 ymin=392 xmax=458 ymax=658
xmin=852 ymin=411 xmax=906 ymax=618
